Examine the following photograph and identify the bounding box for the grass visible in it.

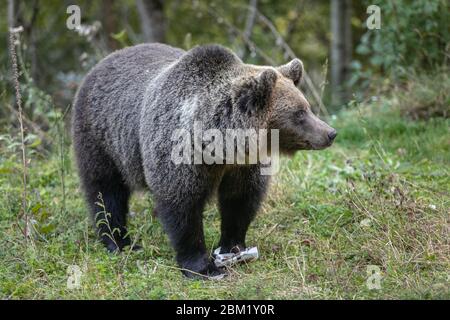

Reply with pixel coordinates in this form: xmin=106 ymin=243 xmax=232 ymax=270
xmin=0 ymin=91 xmax=449 ymax=299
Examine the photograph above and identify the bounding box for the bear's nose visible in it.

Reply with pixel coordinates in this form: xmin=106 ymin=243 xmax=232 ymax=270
xmin=328 ymin=130 xmax=337 ymax=141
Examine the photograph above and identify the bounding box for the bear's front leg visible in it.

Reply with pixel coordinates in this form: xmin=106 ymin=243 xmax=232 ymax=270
xmin=155 ymin=198 xmax=223 ymax=279
xmin=218 ymin=166 xmax=269 ymax=254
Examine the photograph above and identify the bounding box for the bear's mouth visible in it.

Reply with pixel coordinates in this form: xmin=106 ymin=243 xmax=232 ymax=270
xmin=309 ymin=140 xmax=334 ymax=150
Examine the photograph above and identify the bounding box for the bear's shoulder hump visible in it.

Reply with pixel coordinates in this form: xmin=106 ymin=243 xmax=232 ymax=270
xmin=179 ymin=44 xmax=241 ymax=72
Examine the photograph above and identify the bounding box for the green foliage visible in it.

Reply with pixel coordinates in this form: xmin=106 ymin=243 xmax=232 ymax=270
xmin=395 ymin=69 xmax=450 ymax=119
xmin=356 ymin=0 xmax=449 ymax=78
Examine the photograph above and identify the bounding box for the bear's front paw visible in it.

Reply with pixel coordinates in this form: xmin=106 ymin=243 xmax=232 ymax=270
xmin=179 ymin=254 xmax=226 ymax=280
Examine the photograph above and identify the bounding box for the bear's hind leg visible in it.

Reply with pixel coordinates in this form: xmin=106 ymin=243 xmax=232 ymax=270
xmin=218 ymin=167 xmax=269 ymax=254
xmin=87 ymin=179 xmax=133 ymax=252
xmin=76 ymin=148 xmax=134 ymax=252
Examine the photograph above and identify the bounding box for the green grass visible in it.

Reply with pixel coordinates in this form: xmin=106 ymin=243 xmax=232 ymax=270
xmin=0 ymin=96 xmax=449 ymax=299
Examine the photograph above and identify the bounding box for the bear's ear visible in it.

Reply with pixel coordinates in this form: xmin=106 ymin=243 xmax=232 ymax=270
xmin=277 ymin=58 xmax=303 ymax=86
xmin=232 ymin=69 xmax=277 ymax=114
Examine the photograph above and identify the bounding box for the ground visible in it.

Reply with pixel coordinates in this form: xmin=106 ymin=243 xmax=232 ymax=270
xmin=0 ymin=94 xmax=449 ymax=299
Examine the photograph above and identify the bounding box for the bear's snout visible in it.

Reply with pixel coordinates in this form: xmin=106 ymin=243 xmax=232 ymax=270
xmin=328 ymin=129 xmax=337 ymax=142
xmin=304 ymin=112 xmax=337 ymax=150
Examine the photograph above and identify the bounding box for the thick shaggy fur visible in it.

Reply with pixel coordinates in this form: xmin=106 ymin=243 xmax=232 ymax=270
xmin=72 ymin=43 xmax=335 ymax=278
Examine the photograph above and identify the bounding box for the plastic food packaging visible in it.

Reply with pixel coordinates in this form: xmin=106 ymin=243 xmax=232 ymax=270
xmin=213 ymin=246 xmax=259 ymax=268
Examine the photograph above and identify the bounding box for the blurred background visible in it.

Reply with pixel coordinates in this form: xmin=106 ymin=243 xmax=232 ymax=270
xmin=1 ymin=0 xmax=448 ymax=127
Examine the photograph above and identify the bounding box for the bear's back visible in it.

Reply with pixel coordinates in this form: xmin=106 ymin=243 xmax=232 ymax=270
xmin=72 ymin=43 xmax=185 ymax=189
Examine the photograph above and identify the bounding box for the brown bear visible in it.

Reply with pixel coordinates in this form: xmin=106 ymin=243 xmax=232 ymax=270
xmin=72 ymin=43 xmax=336 ymax=278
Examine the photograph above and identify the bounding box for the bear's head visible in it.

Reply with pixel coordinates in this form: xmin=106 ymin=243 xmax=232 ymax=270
xmin=231 ymin=59 xmax=337 ymax=154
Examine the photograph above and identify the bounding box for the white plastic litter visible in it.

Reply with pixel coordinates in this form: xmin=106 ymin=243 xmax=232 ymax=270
xmin=213 ymin=246 xmax=259 ymax=268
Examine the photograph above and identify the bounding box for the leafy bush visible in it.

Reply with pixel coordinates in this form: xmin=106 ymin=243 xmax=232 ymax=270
xmin=396 ymin=69 xmax=450 ymax=119
xmin=357 ymin=0 xmax=449 ymax=77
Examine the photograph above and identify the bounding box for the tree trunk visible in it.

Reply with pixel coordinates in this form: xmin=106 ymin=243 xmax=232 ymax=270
xmin=102 ymin=0 xmax=119 ymax=50
xmin=136 ymin=0 xmax=166 ymax=43
xmin=239 ymin=0 xmax=258 ymax=60
xmin=330 ymin=0 xmax=352 ymax=106
xmin=7 ymin=0 xmax=15 ymax=30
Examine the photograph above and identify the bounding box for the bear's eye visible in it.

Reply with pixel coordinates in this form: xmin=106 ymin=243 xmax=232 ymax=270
xmin=295 ymin=109 xmax=306 ymax=120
